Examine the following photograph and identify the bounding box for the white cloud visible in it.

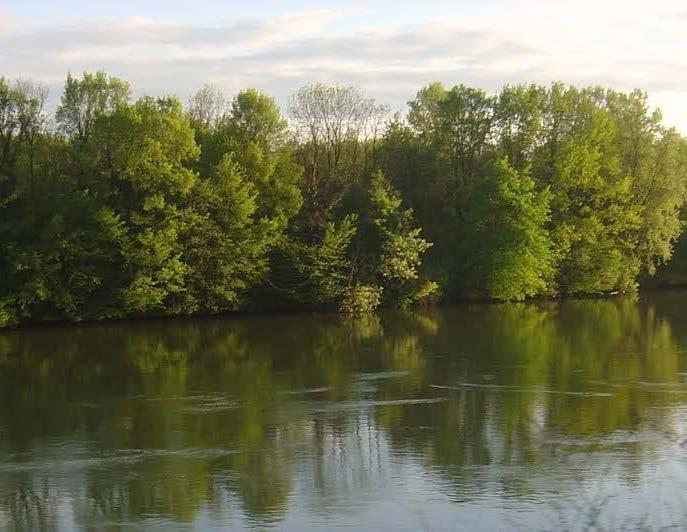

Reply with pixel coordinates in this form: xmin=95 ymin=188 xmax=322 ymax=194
xmin=1 ymin=2 xmax=685 ymax=130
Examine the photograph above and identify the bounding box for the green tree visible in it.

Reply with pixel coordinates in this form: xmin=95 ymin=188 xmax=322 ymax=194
xmin=465 ymin=159 xmax=554 ymax=301
xmin=223 ymin=89 xmax=303 ymax=230
xmin=270 ymin=215 xmax=358 ymax=307
xmin=2 ymin=73 xmax=687 ymax=327
xmin=105 ymin=96 xmax=198 ymax=314
xmin=535 ymin=86 xmax=641 ymax=294
xmin=364 ymin=171 xmax=437 ymax=308
xmin=605 ymin=89 xmax=687 ymax=276
xmin=180 ymin=155 xmax=274 ymax=313
xmin=1 ymin=77 xmax=114 ymax=325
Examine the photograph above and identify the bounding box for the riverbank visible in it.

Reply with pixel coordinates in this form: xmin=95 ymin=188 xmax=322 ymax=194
xmin=2 ymin=286 xmax=684 ymax=331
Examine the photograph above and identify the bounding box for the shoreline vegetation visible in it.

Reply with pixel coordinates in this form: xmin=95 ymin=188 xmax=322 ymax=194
xmin=1 ymin=287 xmax=683 ymax=332
xmin=1 ymin=72 xmax=686 ymax=328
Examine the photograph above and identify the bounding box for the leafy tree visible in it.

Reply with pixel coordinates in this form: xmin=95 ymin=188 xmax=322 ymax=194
xmin=104 ymin=96 xmax=198 ymax=314
xmin=465 ymin=159 xmax=554 ymax=301
xmin=223 ymin=89 xmax=302 ymax=230
xmin=188 ymin=87 xmax=302 ymax=241
xmin=605 ymin=89 xmax=687 ymax=276
xmin=180 ymin=155 xmax=273 ymax=313
xmin=1 ymin=77 xmax=113 ymax=325
xmin=365 ymin=171 xmax=437 ymax=307
xmin=2 ymin=72 xmax=687 ymax=327
xmin=187 ymin=87 xmax=304 ymax=310
xmin=536 ymin=87 xmax=641 ymax=294
xmin=402 ymin=83 xmax=496 ymax=294
xmin=270 ymin=215 xmax=358 ymax=307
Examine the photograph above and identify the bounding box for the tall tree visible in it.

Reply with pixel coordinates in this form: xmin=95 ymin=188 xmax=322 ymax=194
xmin=366 ymin=172 xmax=438 ymax=307
xmin=465 ymin=159 xmax=554 ymax=301
xmin=605 ymin=89 xmax=687 ymax=276
xmin=180 ymin=155 xmax=274 ymax=313
xmin=534 ymin=86 xmax=641 ymax=294
xmin=288 ymin=83 xmax=388 ymax=232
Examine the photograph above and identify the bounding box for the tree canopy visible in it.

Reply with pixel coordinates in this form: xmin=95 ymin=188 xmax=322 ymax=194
xmin=1 ymin=72 xmax=686 ymax=326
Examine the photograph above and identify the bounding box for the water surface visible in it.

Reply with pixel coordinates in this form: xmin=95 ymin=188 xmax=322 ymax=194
xmin=2 ymin=293 xmax=687 ymax=530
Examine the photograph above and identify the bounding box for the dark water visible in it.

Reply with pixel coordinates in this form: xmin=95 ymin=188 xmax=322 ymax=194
xmin=2 ymin=293 xmax=687 ymax=530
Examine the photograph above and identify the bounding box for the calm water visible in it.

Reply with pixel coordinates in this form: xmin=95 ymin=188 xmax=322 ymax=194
xmin=2 ymin=293 xmax=687 ymax=530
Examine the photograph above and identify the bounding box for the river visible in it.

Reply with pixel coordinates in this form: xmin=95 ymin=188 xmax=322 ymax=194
xmin=1 ymin=292 xmax=687 ymax=530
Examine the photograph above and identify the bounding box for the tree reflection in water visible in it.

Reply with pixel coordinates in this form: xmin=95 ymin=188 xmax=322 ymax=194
xmin=1 ymin=293 xmax=687 ymax=529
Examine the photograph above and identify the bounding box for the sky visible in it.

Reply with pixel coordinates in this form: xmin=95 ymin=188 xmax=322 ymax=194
xmin=1 ymin=0 xmax=686 ymax=130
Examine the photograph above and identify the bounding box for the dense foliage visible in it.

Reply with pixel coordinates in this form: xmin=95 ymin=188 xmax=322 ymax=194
xmin=1 ymin=73 xmax=686 ymax=326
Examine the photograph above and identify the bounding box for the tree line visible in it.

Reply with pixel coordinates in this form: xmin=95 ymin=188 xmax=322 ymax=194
xmin=1 ymin=72 xmax=686 ymax=326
